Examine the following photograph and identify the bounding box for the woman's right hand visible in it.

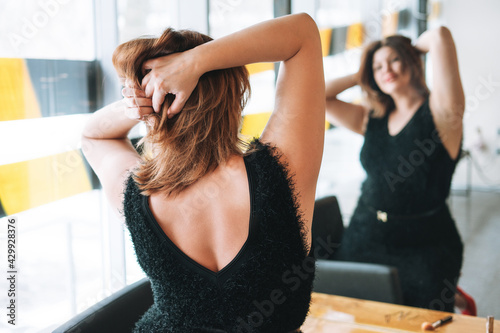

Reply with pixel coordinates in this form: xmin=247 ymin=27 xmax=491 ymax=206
xmin=141 ymin=50 xmax=201 ymax=117
xmin=122 ymin=79 xmax=154 ymax=120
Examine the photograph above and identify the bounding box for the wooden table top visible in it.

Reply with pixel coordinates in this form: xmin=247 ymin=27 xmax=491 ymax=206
xmin=302 ymin=293 xmax=498 ymax=333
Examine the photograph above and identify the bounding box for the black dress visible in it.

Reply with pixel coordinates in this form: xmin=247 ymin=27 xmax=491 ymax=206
xmin=123 ymin=140 xmax=314 ymax=332
xmin=333 ymin=98 xmax=463 ymax=312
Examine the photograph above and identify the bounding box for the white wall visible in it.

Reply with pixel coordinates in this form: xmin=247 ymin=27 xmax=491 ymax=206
xmin=437 ymin=0 xmax=500 ymax=190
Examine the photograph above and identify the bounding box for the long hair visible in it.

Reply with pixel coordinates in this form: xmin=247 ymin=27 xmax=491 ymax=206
xmin=359 ymin=35 xmax=429 ymax=117
xmin=112 ymin=28 xmax=251 ymax=196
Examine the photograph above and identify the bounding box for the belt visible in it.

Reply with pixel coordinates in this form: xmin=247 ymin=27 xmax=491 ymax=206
xmin=364 ymin=203 xmax=445 ymax=223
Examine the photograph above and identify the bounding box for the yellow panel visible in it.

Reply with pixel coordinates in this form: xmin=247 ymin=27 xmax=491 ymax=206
xmin=0 ymin=150 xmax=92 ymax=215
xmin=319 ymin=28 xmax=333 ymax=57
xmin=0 ymin=58 xmax=41 ymax=121
xmin=243 ymin=29 xmax=335 ymax=74
xmin=245 ymin=62 xmax=274 ymax=75
xmin=428 ymin=1 xmax=441 ymax=21
xmin=240 ymin=111 xmax=333 ymax=142
xmin=240 ymin=112 xmax=272 ymax=141
xmin=324 ymin=121 xmax=332 ymax=130
xmin=382 ymin=12 xmax=399 ymax=37
xmin=346 ymin=23 xmax=364 ymax=49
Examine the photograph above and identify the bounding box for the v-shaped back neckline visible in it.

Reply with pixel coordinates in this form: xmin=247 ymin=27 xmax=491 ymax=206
xmin=385 ymin=98 xmax=427 ymax=138
xmin=141 ymin=155 xmax=256 ymax=284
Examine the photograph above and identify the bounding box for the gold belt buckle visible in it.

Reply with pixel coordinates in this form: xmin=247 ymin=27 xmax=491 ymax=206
xmin=376 ymin=210 xmax=388 ymax=223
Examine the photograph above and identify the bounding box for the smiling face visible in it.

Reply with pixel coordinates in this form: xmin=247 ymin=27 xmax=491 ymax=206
xmin=372 ymin=46 xmax=412 ymax=96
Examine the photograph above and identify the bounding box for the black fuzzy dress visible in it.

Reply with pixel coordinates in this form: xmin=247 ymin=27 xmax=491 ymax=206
xmin=123 ymin=141 xmax=314 ymax=332
xmin=334 ymin=98 xmax=464 ymax=312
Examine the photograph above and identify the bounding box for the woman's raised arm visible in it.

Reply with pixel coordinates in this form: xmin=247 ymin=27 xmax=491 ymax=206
xmin=325 ymin=73 xmax=368 ymax=135
xmin=415 ymin=26 xmax=464 ymax=159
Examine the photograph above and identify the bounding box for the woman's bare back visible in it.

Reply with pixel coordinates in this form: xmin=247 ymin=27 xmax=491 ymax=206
xmin=147 ymin=155 xmax=250 ymax=273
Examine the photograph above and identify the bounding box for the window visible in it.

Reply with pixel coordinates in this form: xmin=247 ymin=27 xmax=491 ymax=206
xmin=210 ymin=0 xmax=276 ymax=140
xmin=0 ymin=1 xmax=102 ymax=330
xmin=118 ymin=0 xmax=178 ymax=43
xmin=0 ymin=0 xmax=95 ymax=60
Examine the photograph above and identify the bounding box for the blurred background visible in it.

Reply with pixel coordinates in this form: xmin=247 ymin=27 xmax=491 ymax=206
xmin=0 ymin=0 xmax=499 ymax=331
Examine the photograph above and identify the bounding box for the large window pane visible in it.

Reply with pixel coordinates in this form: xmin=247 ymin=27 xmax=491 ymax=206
xmin=0 ymin=1 xmax=108 ymax=332
xmin=209 ymin=0 xmax=273 ymax=38
xmin=209 ymin=0 xmax=275 ymax=140
xmin=118 ymin=0 xmax=178 ymax=43
xmin=0 ymin=0 xmax=95 ymax=60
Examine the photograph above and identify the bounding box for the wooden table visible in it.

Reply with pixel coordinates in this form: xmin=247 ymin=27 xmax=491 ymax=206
xmin=302 ymin=293 xmax=498 ymax=333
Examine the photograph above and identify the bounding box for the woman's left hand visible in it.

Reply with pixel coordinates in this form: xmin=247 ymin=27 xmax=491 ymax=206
xmin=141 ymin=51 xmax=201 ymax=118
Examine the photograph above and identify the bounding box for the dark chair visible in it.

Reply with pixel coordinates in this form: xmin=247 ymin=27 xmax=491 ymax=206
xmin=53 ymin=278 xmax=153 ymax=333
xmin=311 ymin=195 xmax=344 ymax=260
xmin=311 ymin=195 xmax=404 ymax=305
xmin=314 ymin=259 xmax=404 ymax=304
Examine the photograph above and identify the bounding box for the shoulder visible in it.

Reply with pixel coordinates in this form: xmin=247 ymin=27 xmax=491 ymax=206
xmin=123 ymin=173 xmax=140 ymax=200
xmin=245 ymin=139 xmax=290 ymax=171
xmin=245 ymin=140 xmax=290 ymax=178
xmin=122 ymin=173 xmax=145 ymax=227
xmin=245 ymin=139 xmax=298 ymax=197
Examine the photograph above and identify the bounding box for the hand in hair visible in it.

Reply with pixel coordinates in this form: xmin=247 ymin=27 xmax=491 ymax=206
xmin=122 ymin=79 xmax=154 ymax=120
xmin=142 ymin=51 xmax=200 ymax=117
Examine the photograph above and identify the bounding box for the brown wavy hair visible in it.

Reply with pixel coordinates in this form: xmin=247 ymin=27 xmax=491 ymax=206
xmin=359 ymin=35 xmax=429 ymax=117
xmin=112 ymin=28 xmax=251 ymax=196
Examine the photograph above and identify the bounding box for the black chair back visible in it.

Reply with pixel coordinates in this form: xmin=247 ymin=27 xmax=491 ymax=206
xmin=314 ymin=259 xmax=404 ymax=304
xmin=311 ymin=195 xmax=344 ymax=260
xmin=53 ymin=278 xmax=153 ymax=333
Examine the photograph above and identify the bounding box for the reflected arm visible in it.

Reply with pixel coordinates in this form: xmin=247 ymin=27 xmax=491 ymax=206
xmin=325 ymin=73 xmax=368 ymax=135
xmin=415 ymin=26 xmax=464 ymax=159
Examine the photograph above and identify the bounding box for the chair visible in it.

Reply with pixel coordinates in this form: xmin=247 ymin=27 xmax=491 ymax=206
xmin=314 ymin=259 xmax=404 ymax=304
xmin=456 ymin=286 xmax=477 ymax=316
xmin=53 ymin=278 xmax=153 ymax=333
xmin=311 ymin=195 xmax=404 ymax=305
xmin=311 ymin=195 xmax=344 ymax=260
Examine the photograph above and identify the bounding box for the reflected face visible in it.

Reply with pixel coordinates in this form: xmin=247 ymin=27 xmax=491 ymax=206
xmin=372 ymin=46 xmax=411 ymax=95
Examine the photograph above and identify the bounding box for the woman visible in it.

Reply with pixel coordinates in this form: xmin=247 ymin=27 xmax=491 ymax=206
xmin=325 ymin=28 xmax=465 ymax=312
xmin=82 ymin=13 xmax=325 ymax=332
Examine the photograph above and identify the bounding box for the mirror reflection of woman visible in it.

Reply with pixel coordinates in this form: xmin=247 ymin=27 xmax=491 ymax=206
xmin=326 ymin=27 xmax=465 ymax=312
